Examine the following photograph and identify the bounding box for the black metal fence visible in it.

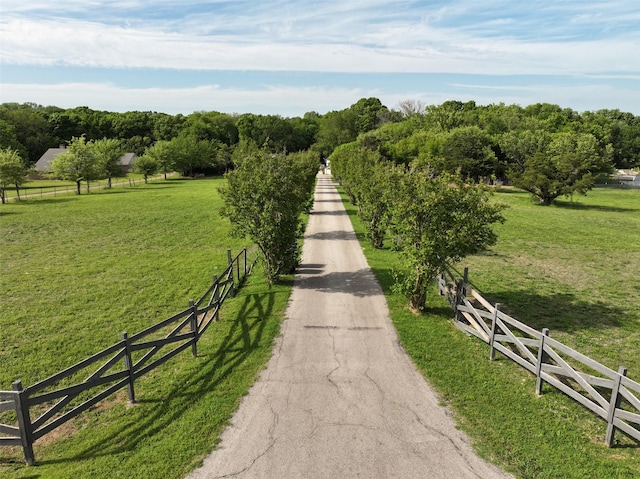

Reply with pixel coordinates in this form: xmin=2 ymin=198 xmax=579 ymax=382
xmin=0 ymin=248 xmax=255 ymax=465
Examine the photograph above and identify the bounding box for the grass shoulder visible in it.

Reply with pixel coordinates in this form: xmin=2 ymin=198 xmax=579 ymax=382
xmin=339 ymin=186 xmax=640 ymax=479
xmin=0 ymin=178 xmax=294 ymax=478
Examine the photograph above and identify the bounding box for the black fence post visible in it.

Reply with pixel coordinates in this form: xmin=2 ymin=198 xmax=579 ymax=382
xmin=227 ymin=249 xmax=235 ymax=298
xmin=243 ymin=248 xmax=247 ymax=279
xmin=121 ymin=332 xmax=136 ymax=404
xmin=213 ymin=275 xmax=220 ymax=322
xmin=606 ymin=366 xmax=627 ymax=447
xmin=535 ymin=328 xmax=550 ymax=396
xmin=189 ymin=300 xmax=198 ymax=357
xmin=12 ymin=380 xmax=35 ymax=466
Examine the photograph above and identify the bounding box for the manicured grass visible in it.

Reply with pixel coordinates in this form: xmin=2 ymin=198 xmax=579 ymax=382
xmin=4 ymin=175 xmax=157 ymax=200
xmin=341 ymin=186 xmax=640 ymax=479
xmin=0 ymin=179 xmax=293 ymax=478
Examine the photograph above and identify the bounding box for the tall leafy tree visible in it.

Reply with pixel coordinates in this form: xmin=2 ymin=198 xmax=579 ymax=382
xmin=132 ymin=155 xmax=159 ymax=183
xmin=438 ymin=126 xmax=498 ymax=181
xmin=0 ymin=104 xmax=55 ymax=165
xmin=92 ymin=138 xmax=124 ymax=188
xmin=219 ymin=150 xmax=317 ymax=283
xmin=168 ymin=134 xmax=216 ymax=176
xmin=48 ymin=136 xmax=99 ymax=194
xmin=144 ymin=140 xmax=174 ymax=179
xmin=0 ymin=148 xmax=28 ymax=203
xmin=390 ymin=165 xmax=506 ymax=310
xmin=510 ymin=132 xmax=613 ymax=204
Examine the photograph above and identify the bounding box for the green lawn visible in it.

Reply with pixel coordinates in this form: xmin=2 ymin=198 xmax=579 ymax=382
xmin=2 ymin=179 xmax=638 ymax=478
xmin=342 ymin=186 xmax=640 ymax=479
xmin=0 ymin=178 xmax=292 ymax=478
xmin=3 ymin=175 xmax=161 ymax=201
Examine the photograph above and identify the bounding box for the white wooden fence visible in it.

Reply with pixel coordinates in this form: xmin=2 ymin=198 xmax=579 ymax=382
xmin=438 ymin=267 xmax=640 ymax=447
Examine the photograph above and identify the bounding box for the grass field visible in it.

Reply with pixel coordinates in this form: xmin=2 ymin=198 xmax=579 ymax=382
xmin=0 ymin=178 xmax=293 ymax=478
xmin=3 ymin=175 xmax=159 ymax=201
xmin=342 ymin=186 xmax=640 ymax=479
xmin=2 ymin=178 xmax=638 ymax=478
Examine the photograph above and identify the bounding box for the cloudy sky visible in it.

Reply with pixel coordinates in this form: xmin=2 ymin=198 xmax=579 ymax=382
xmin=1 ymin=0 xmax=639 ymax=116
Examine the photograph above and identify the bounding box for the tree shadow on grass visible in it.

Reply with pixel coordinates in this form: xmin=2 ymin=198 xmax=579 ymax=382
xmin=480 ymin=289 xmax=626 ymax=333
xmin=7 ymin=197 xmax=78 ymax=207
xmin=35 ymin=289 xmax=282 ymax=465
xmin=552 ymin=200 xmax=639 ymax=213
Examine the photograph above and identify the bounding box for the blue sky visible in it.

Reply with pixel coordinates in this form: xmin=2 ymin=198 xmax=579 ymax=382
xmin=1 ymin=0 xmax=639 ymax=116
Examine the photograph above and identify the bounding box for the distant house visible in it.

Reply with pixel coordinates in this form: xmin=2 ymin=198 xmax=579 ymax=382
xmin=32 ymin=147 xmax=137 ymax=178
xmin=33 ymin=146 xmax=67 ymax=175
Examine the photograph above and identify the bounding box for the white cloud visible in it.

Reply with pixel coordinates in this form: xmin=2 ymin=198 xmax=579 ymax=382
xmin=0 ymin=81 xmax=378 ymax=116
xmin=1 ymin=16 xmax=638 ymax=76
xmin=3 ymin=78 xmax=638 ymax=116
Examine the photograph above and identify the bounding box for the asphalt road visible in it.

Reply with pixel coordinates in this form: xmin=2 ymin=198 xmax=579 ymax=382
xmin=186 ymin=174 xmax=512 ymax=479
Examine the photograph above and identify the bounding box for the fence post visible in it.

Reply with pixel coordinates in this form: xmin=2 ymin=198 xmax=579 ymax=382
xmin=605 ymin=366 xmax=627 ymax=447
xmin=121 ymin=332 xmax=136 ymax=404
xmin=227 ymin=249 xmax=235 ymax=298
xmin=12 ymin=380 xmax=35 ymax=466
xmin=454 ymin=268 xmax=469 ymax=321
xmin=243 ymin=248 xmax=247 ymax=279
xmin=489 ymin=303 xmax=501 ymax=361
xmin=189 ymin=300 xmax=198 ymax=357
xmin=535 ymin=328 xmax=550 ymax=396
xmin=213 ymin=275 xmax=220 ymax=322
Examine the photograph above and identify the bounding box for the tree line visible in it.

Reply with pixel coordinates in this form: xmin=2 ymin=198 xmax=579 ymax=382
xmin=1 ymin=98 xmax=637 ymax=172
xmin=2 ymin=98 xmax=639 ymax=309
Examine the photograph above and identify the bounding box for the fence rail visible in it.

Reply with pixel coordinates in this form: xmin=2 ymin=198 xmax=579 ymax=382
xmin=0 ymin=247 xmax=255 ymax=465
xmin=438 ymin=267 xmax=640 ymax=448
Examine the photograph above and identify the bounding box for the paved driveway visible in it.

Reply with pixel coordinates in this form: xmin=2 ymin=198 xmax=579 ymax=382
xmin=186 ymin=174 xmax=512 ymax=478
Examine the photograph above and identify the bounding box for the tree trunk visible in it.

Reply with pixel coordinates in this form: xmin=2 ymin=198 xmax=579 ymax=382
xmin=14 ymin=183 xmax=20 ymax=201
xmin=76 ymin=180 xmax=81 ymax=195
xmin=0 ymin=187 xmax=5 ymax=204
xmin=409 ymin=270 xmax=428 ymax=311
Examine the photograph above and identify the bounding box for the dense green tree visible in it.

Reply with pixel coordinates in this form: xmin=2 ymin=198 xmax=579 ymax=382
xmin=235 ymin=114 xmax=298 ymax=153
xmin=121 ymin=135 xmax=153 ymax=157
xmin=510 ymin=132 xmax=613 ymax=204
xmin=48 ymin=136 xmax=99 ymax=194
xmin=186 ymin=111 xmax=239 ymax=145
xmin=424 ymin=100 xmax=475 ymax=132
xmin=144 ymin=140 xmax=174 ymax=179
xmin=48 ymin=107 xmax=114 ymax=143
xmin=0 ymin=104 xmax=55 ymax=165
xmin=132 ymin=155 xmax=159 ymax=183
xmin=314 ymin=109 xmax=358 ymax=158
xmin=499 ymin=129 xmax=552 ymax=172
xmin=437 ymin=126 xmax=498 ymax=181
xmin=0 ymin=119 xmax=28 ymax=161
xmin=219 ymin=149 xmax=317 ymax=283
xmin=168 ymin=134 xmax=217 ymax=176
xmin=350 ymin=97 xmax=388 ymax=134
xmin=152 ymin=113 xmax=186 ymax=141
xmin=389 ymin=166 xmax=506 ymax=310
xmin=0 ymin=148 xmax=29 ymax=203
xmin=347 ymin=149 xmax=398 ymax=248
xmin=92 ymin=138 xmax=124 ymax=188
xmin=111 ymin=111 xmax=154 ymax=140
